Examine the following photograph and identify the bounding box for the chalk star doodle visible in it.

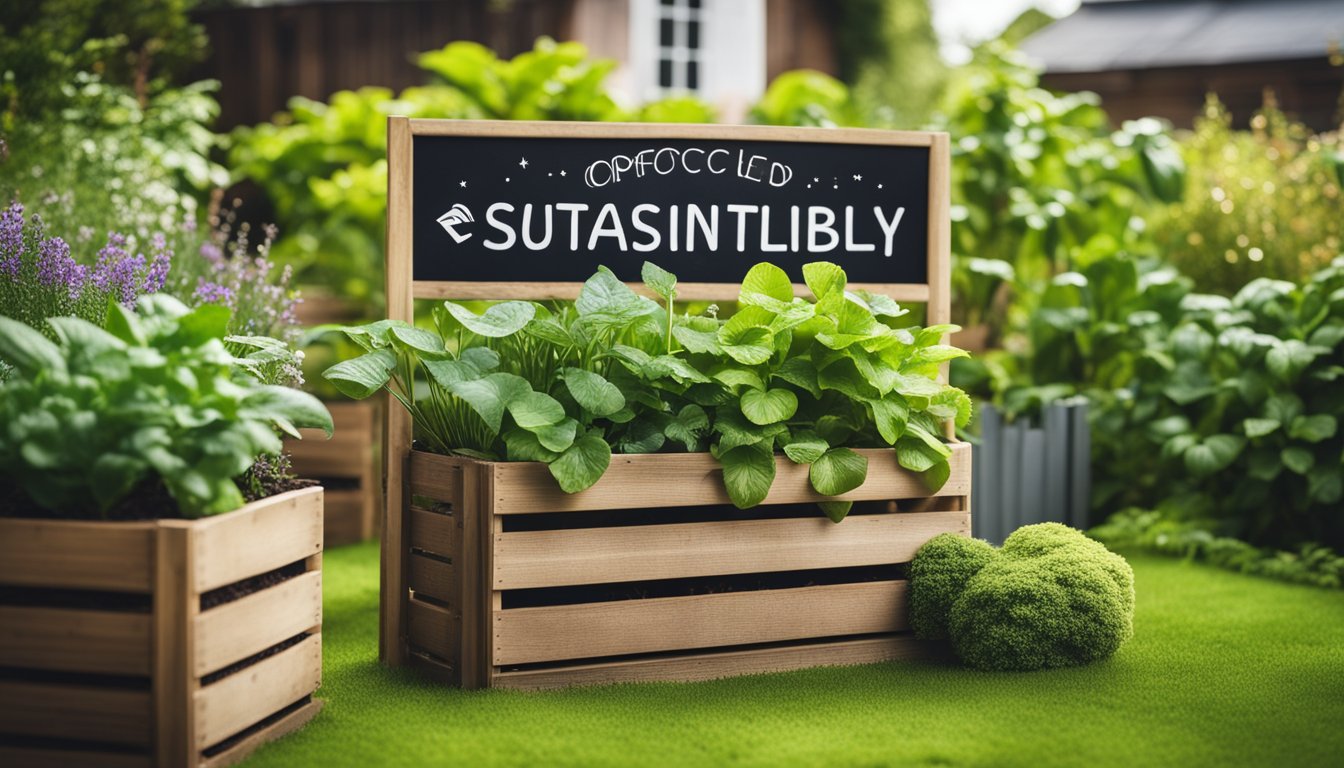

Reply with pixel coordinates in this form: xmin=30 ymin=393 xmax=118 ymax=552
xmin=459 ymin=180 xmax=467 ymax=188
xmin=853 ymin=174 xmax=862 ymax=181
xmin=877 ymin=183 xmax=884 ymax=189
xmin=548 ymin=173 xmax=553 ymax=177
xmin=436 ymin=204 xmax=475 ymax=244
xmin=519 ymin=157 xmax=529 ymax=169
xmin=560 ymin=170 xmax=567 ymax=177
xmin=813 ymin=177 xmax=819 ymax=183
xmin=506 ymin=177 xmax=511 ymax=182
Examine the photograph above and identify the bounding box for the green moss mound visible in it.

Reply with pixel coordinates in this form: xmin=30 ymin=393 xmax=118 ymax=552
xmin=909 ymin=523 xmax=1135 ymax=671
xmin=908 ymin=533 xmax=997 ymax=640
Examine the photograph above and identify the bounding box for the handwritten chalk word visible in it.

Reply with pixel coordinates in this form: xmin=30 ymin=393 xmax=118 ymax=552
xmin=480 ymin=202 xmax=905 ymax=257
xmin=584 ymin=148 xmax=794 ymax=189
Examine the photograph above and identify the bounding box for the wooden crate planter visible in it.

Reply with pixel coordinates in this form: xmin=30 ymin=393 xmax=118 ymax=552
xmin=286 ymin=401 xmax=380 ymax=547
xmin=0 ymin=487 xmax=325 ymax=767
xmin=393 ymin=443 xmax=970 ymax=690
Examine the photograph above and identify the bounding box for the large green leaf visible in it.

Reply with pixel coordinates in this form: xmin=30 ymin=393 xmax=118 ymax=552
xmin=1243 ymin=418 xmax=1281 ymax=439
xmin=740 ymin=388 xmax=798 ymax=425
xmin=1266 ymin=340 xmax=1326 ymax=383
xmin=448 ymin=372 xmax=531 ymax=433
xmin=641 ymin=261 xmax=678 ymax=300
xmin=0 ymin=316 xmax=66 ymax=377
xmin=803 ymin=262 xmax=846 ymax=300
xmin=443 ymin=300 xmax=536 ymax=338
xmin=562 ymin=367 xmax=625 ymax=417
xmin=504 ymin=428 xmax=561 ymax=463
xmin=741 ymin=262 xmax=793 ymax=302
xmin=389 ymin=325 xmax=449 ymax=357
xmin=508 ymin=390 xmax=566 ymax=429
xmin=1288 ymin=414 xmax=1337 ymax=443
xmin=810 ymin=447 xmax=868 ymax=496
xmin=1183 ymin=435 xmax=1246 ymax=477
xmin=663 ymin=404 xmax=710 ymax=451
xmin=240 ymin=386 xmax=334 ymax=438
xmin=719 ymin=443 xmax=776 ymax=509
xmin=783 ymin=431 xmax=829 ymax=464
xmin=576 ymin=266 xmax=657 ymax=324
xmin=1282 ymin=446 xmax=1315 ymax=475
xmin=322 ymin=349 xmax=396 ymax=399
xmin=870 ymin=395 xmax=909 ymax=445
xmin=817 ymin=501 xmax=853 ymax=523
xmin=548 ymin=432 xmax=612 ymax=493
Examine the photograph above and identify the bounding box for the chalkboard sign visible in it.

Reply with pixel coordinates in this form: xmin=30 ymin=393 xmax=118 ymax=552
xmin=387 ymin=120 xmax=950 ymax=306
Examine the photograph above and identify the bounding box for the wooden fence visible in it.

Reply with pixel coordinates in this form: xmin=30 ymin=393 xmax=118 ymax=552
xmin=971 ymin=400 xmax=1092 ymax=544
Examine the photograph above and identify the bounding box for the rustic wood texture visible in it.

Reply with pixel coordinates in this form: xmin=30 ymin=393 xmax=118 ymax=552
xmin=410 ymin=506 xmax=455 ymax=558
xmin=154 ymin=522 xmax=197 ymax=766
xmin=414 ymin=280 xmax=932 ymax=303
xmin=287 ymin=401 xmax=374 ymax=477
xmin=409 ymin=553 xmax=455 ymax=605
xmin=194 ymin=634 xmax=323 ymax=751
xmin=493 ymin=510 xmax=969 ymax=589
xmin=407 ymin=597 xmax=459 ymax=664
xmin=322 ymin=489 xmax=370 ymax=547
xmin=0 ymin=746 xmax=150 ymax=768
xmin=468 ymin=443 xmax=970 ymax=514
xmin=383 ymin=114 xmax=415 ymax=667
xmin=194 ymin=570 xmax=323 ymax=677
xmin=0 ymin=606 xmax=151 ymax=676
xmin=192 ymin=488 xmax=324 ymax=593
xmin=494 ymin=580 xmax=908 ymax=665
xmin=0 ymin=680 xmax=152 ymax=747
xmin=0 ymin=520 xmax=154 ymax=592
xmin=491 ymin=634 xmax=932 ymax=691
xmin=199 ymin=700 xmax=323 ymax=768
xmin=409 ymin=451 xmax=463 ymax=501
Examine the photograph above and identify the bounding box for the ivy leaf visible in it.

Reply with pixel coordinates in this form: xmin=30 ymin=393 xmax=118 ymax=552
xmin=1288 ymin=414 xmax=1337 ymax=443
xmin=818 ymin=501 xmax=853 ymax=523
xmin=322 ymin=348 xmax=396 ymax=399
xmin=803 ymin=261 xmax=846 ymax=300
xmin=1183 ymin=435 xmax=1246 ymax=477
xmin=548 ymin=432 xmax=612 ymax=493
xmin=719 ymin=443 xmax=777 ymax=509
xmin=741 ymin=262 xmax=794 ymax=302
xmin=562 ymin=367 xmax=625 ymax=417
xmin=442 ymin=300 xmax=536 ymax=338
xmin=810 ymin=448 xmax=868 ymax=496
xmin=740 ymin=388 xmax=799 ymax=425
xmin=641 ymin=261 xmax=678 ymax=300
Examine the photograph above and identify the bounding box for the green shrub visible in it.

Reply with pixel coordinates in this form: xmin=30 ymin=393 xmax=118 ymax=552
xmin=910 ymin=523 xmax=1135 ymax=671
xmin=908 ymin=533 xmax=996 ymax=640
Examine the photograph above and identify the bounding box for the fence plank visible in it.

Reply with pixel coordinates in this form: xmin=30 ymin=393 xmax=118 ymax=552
xmin=1069 ymin=401 xmax=1092 ymax=529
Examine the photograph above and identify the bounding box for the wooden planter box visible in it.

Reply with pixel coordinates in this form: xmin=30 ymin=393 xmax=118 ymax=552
xmin=286 ymin=401 xmax=380 ymax=547
xmin=391 ymin=443 xmax=971 ymax=690
xmin=0 ymin=488 xmax=325 ymax=768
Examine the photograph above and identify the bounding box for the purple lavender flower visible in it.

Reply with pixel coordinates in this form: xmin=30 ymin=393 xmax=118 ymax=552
xmin=92 ymin=233 xmax=145 ymax=304
xmin=142 ymin=233 xmax=172 ymax=293
xmin=194 ymin=279 xmax=235 ymax=306
xmin=36 ymin=236 xmax=80 ymax=297
xmin=0 ymin=202 xmax=23 ymax=280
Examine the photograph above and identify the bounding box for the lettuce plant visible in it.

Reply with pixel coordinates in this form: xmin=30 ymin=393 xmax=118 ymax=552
xmin=326 ymin=261 xmax=970 ymax=520
xmin=0 ymin=295 xmax=332 ymax=518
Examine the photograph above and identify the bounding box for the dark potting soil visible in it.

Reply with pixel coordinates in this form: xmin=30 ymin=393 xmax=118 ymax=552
xmin=200 ymin=632 xmax=311 ymax=686
xmin=200 ymin=560 xmax=308 ymax=611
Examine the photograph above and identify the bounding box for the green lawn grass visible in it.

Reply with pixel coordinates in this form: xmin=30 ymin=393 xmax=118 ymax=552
xmin=243 ymin=541 xmax=1344 ymax=767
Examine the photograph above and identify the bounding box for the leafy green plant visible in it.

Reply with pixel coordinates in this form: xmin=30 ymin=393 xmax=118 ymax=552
xmin=910 ymin=524 xmax=1134 ymax=671
xmin=1091 ymin=509 xmax=1344 ymax=589
xmin=1149 ymin=96 xmax=1344 ymax=295
xmin=324 ymin=261 xmax=970 ymax=520
xmin=0 ymin=295 xmax=331 ymax=518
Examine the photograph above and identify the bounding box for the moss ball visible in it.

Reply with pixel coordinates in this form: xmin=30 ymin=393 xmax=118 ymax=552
xmin=908 ymin=533 xmax=998 ymax=640
xmin=948 ymin=551 xmax=1134 ymax=671
xmin=1003 ymin=523 xmax=1136 ymax=614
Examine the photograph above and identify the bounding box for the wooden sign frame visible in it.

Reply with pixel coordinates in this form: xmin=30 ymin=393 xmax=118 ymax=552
xmin=380 ymin=117 xmax=950 ymax=664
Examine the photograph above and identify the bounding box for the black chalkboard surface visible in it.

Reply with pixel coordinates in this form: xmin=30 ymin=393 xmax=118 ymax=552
xmin=408 ymin=131 xmax=932 ymax=289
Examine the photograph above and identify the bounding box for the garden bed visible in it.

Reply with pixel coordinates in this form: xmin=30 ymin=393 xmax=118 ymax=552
xmin=0 ymin=487 xmax=325 ymax=768
xmin=393 ymin=444 xmax=971 ymax=690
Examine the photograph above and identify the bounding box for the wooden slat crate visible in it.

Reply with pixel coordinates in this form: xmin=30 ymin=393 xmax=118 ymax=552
xmin=0 ymin=488 xmax=325 ymax=768
xmin=394 ymin=443 xmax=971 ymax=689
xmin=286 ymin=400 xmax=381 ymax=547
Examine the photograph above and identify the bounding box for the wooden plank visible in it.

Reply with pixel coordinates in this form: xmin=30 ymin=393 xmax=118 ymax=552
xmin=0 ymin=746 xmax=151 ymax=768
xmin=494 ymin=580 xmax=908 ymax=665
xmin=0 ymin=606 xmax=151 ymax=676
xmin=0 ymin=680 xmax=151 ymax=747
xmin=194 ymin=570 xmax=323 ymax=677
xmin=322 ymin=489 xmax=367 ymax=548
xmin=410 ymin=506 xmax=455 ymax=558
xmin=476 ymin=443 xmax=970 ymax=514
xmin=494 ymin=511 xmax=969 ymax=589
xmin=493 ymin=634 xmax=933 ymax=691
xmin=154 ymin=522 xmax=196 ymax=766
xmin=407 ymin=597 xmax=458 ymax=662
xmin=199 ymin=699 xmax=323 ymax=768
xmin=192 ymin=488 xmax=324 ymax=593
xmin=414 ymin=281 xmax=931 ymax=303
xmin=0 ymin=520 xmax=154 ymax=592
xmin=194 ymin=633 xmax=322 ymax=751
xmin=406 ymin=119 xmax=937 ymax=147
xmin=382 ymin=113 xmax=415 ymax=667
xmin=409 ymin=451 xmax=462 ymax=502
xmin=460 ymin=463 xmax=486 ymax=689
xmin=408 ymin=553 xmax=454 ymax=605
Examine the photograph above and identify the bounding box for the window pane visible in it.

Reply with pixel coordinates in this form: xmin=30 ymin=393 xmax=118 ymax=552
xmin=687 ymin=19 xmax=700 ymax=49
xmin=659 ymin=18 xmax=675 ymax=48
xmin=688 ymin=0 xmax=702 ymax=8
xmin=686 ymin=60 xmax=699 ymax=91
xmin=659 ymin=59 xmax=674 ymax=88
xmin=660 ymin=0 xmax=675 ymax=6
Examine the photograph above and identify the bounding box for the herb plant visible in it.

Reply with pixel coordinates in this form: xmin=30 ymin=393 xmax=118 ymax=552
xmin=325 ymin=261 xmax=970 ymax=520
xmin=0 ymin=295 xmax=332 ymax=518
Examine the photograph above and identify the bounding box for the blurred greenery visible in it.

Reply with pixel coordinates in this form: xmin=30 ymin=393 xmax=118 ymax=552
xmin=834 ymin=0 xmax=947 ymax=129
xmin=1149 ymin=96 xmax=1344 ymax=295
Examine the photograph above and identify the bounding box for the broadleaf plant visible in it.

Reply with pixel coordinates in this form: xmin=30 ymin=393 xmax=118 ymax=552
xmin=325 ymin=261 xmax=971 ymax=520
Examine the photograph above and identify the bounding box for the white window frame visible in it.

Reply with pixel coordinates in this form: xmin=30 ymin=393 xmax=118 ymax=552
xmin=629 ymin=0 xmax=766 ymax=110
